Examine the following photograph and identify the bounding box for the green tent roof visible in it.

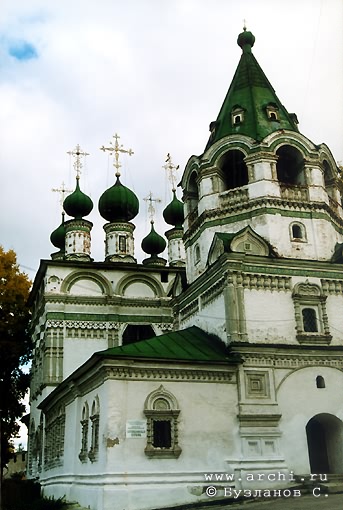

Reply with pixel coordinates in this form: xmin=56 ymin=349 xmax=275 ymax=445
xmin=97 ymin=326 xmax=238 ymax=363
xmin=205 ymin=28 xmax=299 ymax=150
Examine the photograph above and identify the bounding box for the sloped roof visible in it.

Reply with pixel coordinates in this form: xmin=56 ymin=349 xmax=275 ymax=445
xmin=97 ymin=326 xmax=237 ymax=363
xmin=205 ymin=29 xmax=298 ymax=150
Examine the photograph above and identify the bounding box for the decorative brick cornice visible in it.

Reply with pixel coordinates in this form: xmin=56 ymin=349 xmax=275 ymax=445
xmin=240 ymin=352 xmax=343 ymax=370
xmin=184 ymin=195 xmax=343 ymax=242
xmin=201 ymin=277 xmax=226 ymax=306
xmin=102 ymin=366 xmax=235 ymax=384
xmin=179 ymin=299 xmax=199 ymax=321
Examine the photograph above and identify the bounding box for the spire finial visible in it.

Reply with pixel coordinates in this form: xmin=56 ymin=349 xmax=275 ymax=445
xmin=243 ymin=19 xmax=247 ymax=31
xmin=100 ymin=133 xmax=134 ymax=178
xmin=144 ymin=191 xmax=162 ymax=223
xmin=52 ymin=181 xmax=73 ymax=206
xmin=162 ymin=153 xmax=180 ymax=192
xmin=67 ymin=144 xmax=90 ymax=179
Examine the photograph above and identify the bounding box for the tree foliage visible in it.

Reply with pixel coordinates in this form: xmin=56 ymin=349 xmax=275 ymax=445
xmin=0 ymin=246 xmax=31 ymax=468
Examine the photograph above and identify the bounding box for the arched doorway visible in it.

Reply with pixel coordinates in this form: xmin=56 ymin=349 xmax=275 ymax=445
xmin=306 ymin=413 xmax=343 ymax=473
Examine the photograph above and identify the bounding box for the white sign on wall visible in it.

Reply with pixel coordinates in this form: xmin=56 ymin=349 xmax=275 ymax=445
xmin=126 ymin=420 xmax=147 ymax=438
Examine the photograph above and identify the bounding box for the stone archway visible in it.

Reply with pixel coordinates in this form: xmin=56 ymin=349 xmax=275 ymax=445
xmin=306 ymin=413 xmax=343 ymax=473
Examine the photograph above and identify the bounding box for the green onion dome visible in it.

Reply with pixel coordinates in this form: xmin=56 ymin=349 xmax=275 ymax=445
xmin=98 ymin=176 xmax=139 ymax=222
xmin=163 ymin=190 xmax=184 ymax=228
xmin=50 ymin=213 xmax=66 ymax=250
xmin=141 ymin=221 xmax=166 ymax=256
xmin=63 ymin=177 xmax=93 ymax=219
xmin=237 ymin=27 xmax=255 ymax=52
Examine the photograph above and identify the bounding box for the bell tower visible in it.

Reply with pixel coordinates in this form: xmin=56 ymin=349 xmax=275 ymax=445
xmin=181 ymin=28 xmax=343 ymax=284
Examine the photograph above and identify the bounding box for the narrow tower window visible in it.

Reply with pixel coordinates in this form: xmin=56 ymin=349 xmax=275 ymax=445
xmin=316 ymin=376 xmax=325 ymax=389
xmin=119 ymin=235 xmax=127 ymax=252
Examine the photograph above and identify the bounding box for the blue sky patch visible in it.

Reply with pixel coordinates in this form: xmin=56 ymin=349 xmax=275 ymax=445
xmin=8 ymin=41 xmax=38 ymax=61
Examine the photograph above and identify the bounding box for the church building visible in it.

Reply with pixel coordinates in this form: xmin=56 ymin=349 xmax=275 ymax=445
xmin=28 ymin=28 xmax=343 ymax=510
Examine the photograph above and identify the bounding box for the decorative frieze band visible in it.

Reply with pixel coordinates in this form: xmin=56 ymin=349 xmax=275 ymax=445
xmin=179 ymin=300 xmax=199 ymax=321
xmin=227 ymin=271 xmax=291 ymax=292
xmin=243 ymin=353 xmax=343 ymax=370
xmin=201 ymin=277 xmax=226 ymax=307
xmin=321 ymin=279 xmax=343 ymax=295
xmin=46 ymin=320 xmax=120 ymax=330
xmin=104 ymin=366 xmax=235 ymax=383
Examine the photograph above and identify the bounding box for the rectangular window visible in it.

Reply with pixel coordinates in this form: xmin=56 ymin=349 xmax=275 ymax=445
xmin=152 ymin=420 xmax=172 ymax=448
xmin=302 ymin=308 xmax=318 ymax=332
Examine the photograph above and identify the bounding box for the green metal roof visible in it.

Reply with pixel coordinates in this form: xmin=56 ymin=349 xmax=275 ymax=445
xmin=97 ymin=326 xmax=237 ymax=362
xmin=205 ymin=29 xmax=299 ymax=150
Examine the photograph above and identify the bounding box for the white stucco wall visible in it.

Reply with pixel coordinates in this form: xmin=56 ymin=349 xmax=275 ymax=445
xmin=40 ymin=373 xmax=240 ymax=510
xmin=277 ymin=366 xmax=343 ymax=473
xmin=244 ymin=289 xmax=296 ymax=344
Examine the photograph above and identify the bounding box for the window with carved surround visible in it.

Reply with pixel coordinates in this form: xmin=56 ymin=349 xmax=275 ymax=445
xmin=88 ymin=396 xmax=100 ymax=463
xmin=44 ymin=405 xmax=65 ymax=470
xmin=79 ymin=402 xmax=89 ymax=463
xmin=292 ymin=282 xmax=331 ymax=344
xmin=144 ymin=385 xmax=182 ymax=459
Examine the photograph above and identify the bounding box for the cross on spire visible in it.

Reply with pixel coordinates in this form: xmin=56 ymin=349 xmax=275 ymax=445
xmin=52 ymin=181 xmax=73 ymax=206
xmin=100 ymin=133 xmax=134 ymax=177
xmin=67 ymin=144 xmax=90 ymax=178
xmin=144 ymin=191 xmax=162 ymax=223
xmin=163 ymin=153 xmax=179 ymax=191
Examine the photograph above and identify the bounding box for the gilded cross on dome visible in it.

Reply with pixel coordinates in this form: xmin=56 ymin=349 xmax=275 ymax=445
xmin=163 ymin=153 xmax=179 ymax=192
xmin=144 ymin=191 xmax=162 ymax=223
xmin=67 ymin=144 xmax=90 ymax=179
xmin=100 ymin=133 xmax=134 ymax=177
xmin=52 ymin=181 xmax=73 ymax=206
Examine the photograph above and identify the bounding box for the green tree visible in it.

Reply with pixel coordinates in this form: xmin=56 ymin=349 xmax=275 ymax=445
xmin=0 ymin=246 xmax=31 ymax=473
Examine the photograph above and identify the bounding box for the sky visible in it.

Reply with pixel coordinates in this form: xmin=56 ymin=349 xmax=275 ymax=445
xmin=1 ymin=0 xmax=342 ymax=282
xmin=0 ymin=0 xmax=342 ymax=451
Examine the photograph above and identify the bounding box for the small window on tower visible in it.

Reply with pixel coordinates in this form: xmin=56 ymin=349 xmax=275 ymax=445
xmin=119 ymin=236 xmax=126 ymax=252
xmin=316 ymin=376 xmax=325 ymax=389
xmin=194 ymin=244 xmax=200 ymax=264
xmin=266 ymin=103 xmax=279 ymax=121
xmin=290 ymin=222 xmax=307 ymax=242
xmin=231 ymin=106 xmax=245 ymax=126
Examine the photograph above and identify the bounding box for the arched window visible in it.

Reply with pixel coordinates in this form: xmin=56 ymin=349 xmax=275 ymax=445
xmin=185 ymin=171 xmax=199 ymax=226
xmin=276 ymin=145 xmax=305 ymax=185
xmin=122 ymin=324 xmax=156 ymax=345
xmin=144 ymin=385 xmax=182 ymax=459
xmin=194 ymin=244 xmax=200 ymax=264
xmin=290 ymin=222 xmax=306 ymax=242
xmin=292 ymin=225 xmax=302 ymax=238
xmin=220 ymin=150 xmax=248 ymax=190
xmin=316 ymin=376 xmax=325 ymax=389
xmin=89 ymin=397 xmax=100 ymax=463
xmin=79 ymin=403 xmax=89 ymax=463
